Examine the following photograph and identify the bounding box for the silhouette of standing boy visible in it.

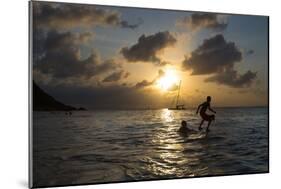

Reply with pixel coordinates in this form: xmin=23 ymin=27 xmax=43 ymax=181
xmin=196 ymin=96 xmax=216 ymax=132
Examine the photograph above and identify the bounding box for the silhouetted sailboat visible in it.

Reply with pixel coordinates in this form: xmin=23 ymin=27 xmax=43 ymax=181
xmin=168 ymin=80 xmax=186 ymax=110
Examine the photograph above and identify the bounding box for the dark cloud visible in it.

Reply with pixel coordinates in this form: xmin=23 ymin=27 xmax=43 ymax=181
xmin=121 ymin=31 xmax=177 ymax=64
xmin=34 ymin=30 xmax=120 ymax=80
xmin=182 ymin=34 xmax=242 ymax=75
xmin=43 ymin=31 xmax=93 ymax=51
xmin=135 ymin=69 xmax=165 ymax=89
xmin=33 ymin=2 xmax=119 ymax=29
xmin=182 ymin=34 xmax=257 ymax=88
xmin=205 ymin=69 xmax=257 ymax=88
xmin=245 ymin=49 xmax=254 ymax=56
xmin=120 ymin=18 xmax=143 ymax=29
xmin=178 ymin=13 xmax=227 ymax=31
xmin=102 ymin=71 xmax=130 ymax=82
xmin=135 ymin=80 xmax=154 ymax=88
xmin=33 ymin=2 xmax=142 ymax=30
xmin=133 ymin=69 xmax=178 ymax=91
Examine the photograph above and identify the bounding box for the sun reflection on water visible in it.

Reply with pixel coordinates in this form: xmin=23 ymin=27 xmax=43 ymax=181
xmin=145 ymin=109 xmax=206 ymax=177
xmin=161 ymin=108 xmax=174 ymax=123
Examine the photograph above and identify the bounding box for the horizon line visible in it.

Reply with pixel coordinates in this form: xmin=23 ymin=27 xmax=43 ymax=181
xmin=64 ymin=105 xmax=269 ymax=111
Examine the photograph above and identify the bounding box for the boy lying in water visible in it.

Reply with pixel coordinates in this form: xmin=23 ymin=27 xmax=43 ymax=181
xmin=178 ymin=120 xmax=194 ymax=135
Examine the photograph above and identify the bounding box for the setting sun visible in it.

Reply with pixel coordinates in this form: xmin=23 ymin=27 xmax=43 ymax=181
xmin=157 ymin=69 xmax=180 ymax=91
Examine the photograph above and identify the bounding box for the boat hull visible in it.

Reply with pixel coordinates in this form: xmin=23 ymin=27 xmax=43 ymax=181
xmin=168 ymin=108 xmax=186 ymax=110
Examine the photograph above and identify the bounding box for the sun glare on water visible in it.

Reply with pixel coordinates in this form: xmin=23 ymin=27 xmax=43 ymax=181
xmin=157 ymin=69 xmax=180 ymax=91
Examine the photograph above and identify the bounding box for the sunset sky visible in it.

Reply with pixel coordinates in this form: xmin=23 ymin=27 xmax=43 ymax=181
xmin=32 ymin=1 xmax=268 ymax=109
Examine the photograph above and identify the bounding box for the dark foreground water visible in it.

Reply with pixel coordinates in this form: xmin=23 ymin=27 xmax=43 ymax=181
xmin=33 ymin=107 xmax=268 ymax=187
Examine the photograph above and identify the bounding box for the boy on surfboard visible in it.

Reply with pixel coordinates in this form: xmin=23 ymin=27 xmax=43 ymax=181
xmin=196 ymin=96 xmax=216 ymax=132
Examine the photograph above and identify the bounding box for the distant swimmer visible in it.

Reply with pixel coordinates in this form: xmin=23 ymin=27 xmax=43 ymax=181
xmin=196 ymin=96 xmax=216 ymax=132
xmin=65 ymin=111 xmax=72 ymax=116
xmin=178 ymin=120 xmax=194 ymax=136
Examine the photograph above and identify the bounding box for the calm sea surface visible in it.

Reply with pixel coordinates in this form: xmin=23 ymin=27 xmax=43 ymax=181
xmin=33 ymin=108 xmax=268 ymax=187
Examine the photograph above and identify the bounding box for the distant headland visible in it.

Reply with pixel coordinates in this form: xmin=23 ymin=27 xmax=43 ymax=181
xmin=33 ymin=81 xmax=86 ymax=111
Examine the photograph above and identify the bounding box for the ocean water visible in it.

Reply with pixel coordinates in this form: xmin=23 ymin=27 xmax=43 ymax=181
xmin=33 ymin=108 xmax=269 ymax=187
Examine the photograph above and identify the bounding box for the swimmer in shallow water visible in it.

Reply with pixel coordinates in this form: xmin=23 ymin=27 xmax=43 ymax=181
xmin=178 ymin=120 xmax=194 ymax=135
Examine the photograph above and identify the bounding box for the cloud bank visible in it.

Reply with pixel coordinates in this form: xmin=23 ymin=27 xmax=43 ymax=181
xmin=34 ymin=30 xmax=120 ymax=79
xmin=177 ymin=13 xmax=227 ymax=31
xmin=102 ymin=71 xmax=130 ymax=82
xmin=121 ymin=31 xmax=177 ymax=65
xmin=33 ymin=2 xmax=142 ymax=30
xmin=182 ymin=34 xmax=257 ymax=87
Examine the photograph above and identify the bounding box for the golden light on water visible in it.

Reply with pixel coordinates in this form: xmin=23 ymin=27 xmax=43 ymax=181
xmin=157 ymin=69 xmax=180 ymax=91
xmin=145 ymin=109 xmax=205 ymax=177
xmin=161 ymin=108 xmax=174 ymax=123
xmin=144 ymin=109 xmax=186 ymax=176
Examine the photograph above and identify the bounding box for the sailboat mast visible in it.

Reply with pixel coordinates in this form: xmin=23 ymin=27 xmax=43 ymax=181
xmin=176 ymin=80 xmax=181 ymax=105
